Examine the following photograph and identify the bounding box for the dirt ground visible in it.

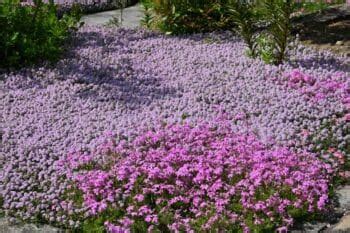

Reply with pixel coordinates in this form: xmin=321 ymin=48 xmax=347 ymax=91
xmin=292 ymin=4 xmax=350 ymax=56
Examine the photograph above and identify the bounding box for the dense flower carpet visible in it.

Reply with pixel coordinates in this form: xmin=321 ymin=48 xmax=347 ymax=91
xmin=0 ymin=27 xmax=349 ymax=232
xmin=20 ymin=0 xmax=135 ymax=14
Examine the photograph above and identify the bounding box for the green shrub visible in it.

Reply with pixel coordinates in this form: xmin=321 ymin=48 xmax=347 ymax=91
xmin=142 ymin=0 xmax=234 ymax=35
xmin=0 ymin=0 xmax=81 ymax=68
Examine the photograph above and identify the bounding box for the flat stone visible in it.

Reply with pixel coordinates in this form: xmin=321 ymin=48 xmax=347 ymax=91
xmin=0 ymin=217 xmax=63 ymax=233
xmin=291 ymin=222 xmax=329 ymax=233
xmin=81 ymin=3 xmax=143 ymax=28
xmin=336 ymin=41 xmax=345 ymax=46
xmin=330 ymin=214 xmax=350 ymax=232
xmin=336 ymin=185 xmax=350 ymax=210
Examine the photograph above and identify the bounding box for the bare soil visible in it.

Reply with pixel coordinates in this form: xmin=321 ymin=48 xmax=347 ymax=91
xmin=292 ymin=4 xmax=350 ymax=56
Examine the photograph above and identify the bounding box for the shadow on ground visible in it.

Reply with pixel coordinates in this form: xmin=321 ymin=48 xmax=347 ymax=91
xmin=292 ymin=4 xmax=350 ymax=56
xmin=57 ymin=29 xmax=178 ymax=107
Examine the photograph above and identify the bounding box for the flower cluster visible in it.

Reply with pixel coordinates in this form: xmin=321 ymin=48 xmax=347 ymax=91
xmin=0 ymin=26 xmax=349 ymax=228
xmin=62 ymin=120 xmax=335 ymax=232
xmin=284 ymin=69 xmax=350 ymax=120
xmin=280 ymin=68 xmax=349 ymax=163
xmin=20 ymin=0 xmax=136 ymax=15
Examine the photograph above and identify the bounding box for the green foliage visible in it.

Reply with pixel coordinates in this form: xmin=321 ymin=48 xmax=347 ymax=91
xmin=229 ymin=0 xmax=294 ymax=65
xmin=308 ymin=118 xmax=350 ymax=186
xmin=228 ymin=0 xmax=259 ymax=58
xmin=0 ymin=196 xmax=4 ymax=217
xmin=142 ymin=0 xmax=234 ymax=35
xmin=141 ymin=0 xmax=154 ymax=29
xmin=263 ymin=0 xmax=294 ymax=65
xmin=255 ymin=33 xmax=275 ymax=64
xmin=0 ymin=0 xmax=81 ymax=68
xmin=80 ymin=208 xmax=124 ymax=233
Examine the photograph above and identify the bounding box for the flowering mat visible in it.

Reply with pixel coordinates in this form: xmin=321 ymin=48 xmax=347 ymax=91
xmin=0 ymin=26 xmax=349 ymax=232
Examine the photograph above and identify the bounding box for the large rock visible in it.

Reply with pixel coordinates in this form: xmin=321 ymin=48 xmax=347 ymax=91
xmin=337 ymin=185 xmax=350 ymax=211
xmin=328 ymin=214 xmax=350 ymax=233
xmin=291 ymin=222 xmax=329 ymax=233
xmin=324 ymin=186 xmax=350 ymax=233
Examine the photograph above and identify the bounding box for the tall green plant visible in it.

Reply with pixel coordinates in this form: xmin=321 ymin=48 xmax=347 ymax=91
xmin=145 ymin=0 xmax=233 ymax=35
xmin=229 ymin=0 xmax=294 ymax=65
xmin=262 ymin=0 xmax=294 ymax=65
xmin=228 ymin=0 xmax=259 ymax=58
xmin=140 ymin=0 xmax=154 ymax=28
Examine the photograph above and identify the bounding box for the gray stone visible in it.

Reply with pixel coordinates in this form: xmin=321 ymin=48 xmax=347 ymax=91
xmin=327 ymin=214 xmax=350 ymax=233
xmin=336 ymin=41 xmax=345 ymax=46
xmin=336 ymin=186 xmax=350 ymax=211
xmin=291 ymin=222 xmax=329 ymax=233
xmin=81 ymin=3 xmax=143 ymax=28
xmin=0 ymin=217 xmax=63 ymax=233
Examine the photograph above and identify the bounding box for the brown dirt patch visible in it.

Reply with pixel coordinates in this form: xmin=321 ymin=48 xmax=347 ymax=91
xmin=292 ymin=5 xmax=350 ymax=56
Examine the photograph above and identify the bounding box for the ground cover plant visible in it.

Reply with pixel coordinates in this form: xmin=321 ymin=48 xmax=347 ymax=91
xmin=0 ymin=26 xmax=349 ymax=231
xmin=60 ymin=119 xmax=337 ymax=232
xmin=21 ymin=0 xmax=136 ymax=15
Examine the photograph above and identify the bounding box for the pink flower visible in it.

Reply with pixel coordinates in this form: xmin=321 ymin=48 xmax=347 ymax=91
xmin=344 ymin=113 xmax=350 ymax=122
xmin=277 ymin=226 xmax=288 ymax=233
xmin=317 ymin=195 xmax=328 ymax=210
xmin=339 ymin=171 xmax=350 ymax=179
xmin=134 ymin=194 xmax=144 ymax=202
xmin=63 ymin=120 xmax=335 ymax=232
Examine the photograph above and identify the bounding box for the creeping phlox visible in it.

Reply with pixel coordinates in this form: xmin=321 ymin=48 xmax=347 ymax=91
xmin=62 ymin=120 xmax=334 ymax=232
xmin=0 ymin=27 xmax=349 ymax=229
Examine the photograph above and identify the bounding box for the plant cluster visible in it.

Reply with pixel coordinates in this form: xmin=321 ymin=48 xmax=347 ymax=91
xmin=61 ymin=120 xmax=336 ymax=232
xmin=0 ymin=0 xmax=81 ymax=68
xmin=230 ymin=0 xmax=295 ymax=65
xmin=0 ymin=27 xmax=349 ymax=229
xmin=141 ymin=0 xmax=295 ymax=64
xmin=140 ymin=0 xmax=154 ymax=28
xmin=140 ymin=0 xmax=234 ymax=34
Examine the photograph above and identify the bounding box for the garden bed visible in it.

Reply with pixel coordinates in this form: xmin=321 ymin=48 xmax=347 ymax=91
xmin=20 ymin=0 xmax=138 ymax=16
xmin=0 ymin=26 xmax=349 ymax=232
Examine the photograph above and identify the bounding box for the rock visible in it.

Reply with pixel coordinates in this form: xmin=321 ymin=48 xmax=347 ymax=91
xmin=81 ymin=3 xmax=143 ymax=28
xmin=336 ymin=185 xmax=350 ymax=211
xmin=328 ymin=214 xmax=350 ymax=232
xmin=323 ymin=186 xmax=350 ymax=232
xmin=336 ymin=41 xmax=345 ymax=46
xmin=291 ymin=222 xmax=329 ymax=233
xmin=0 ymin=217 xmax=63 ymax=233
